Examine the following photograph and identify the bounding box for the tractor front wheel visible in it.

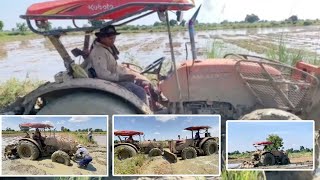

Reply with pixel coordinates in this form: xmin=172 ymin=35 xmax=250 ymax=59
xmin=51 ymin=150 xmax=71 ymax=166
xmin=115 ymin=145 xmax=137 ymax=160
xmin=202 ymin=140 xmax=218 ymax=155
xmin=181 ymin=147 xmax=197 ymax=160
xmin=281 ymin=156 xmax=290 ymax=165
xmin=148 ymin=148 xmax=162 ymax=157
xmin=240 ymin=108 xmax=301 ymax=120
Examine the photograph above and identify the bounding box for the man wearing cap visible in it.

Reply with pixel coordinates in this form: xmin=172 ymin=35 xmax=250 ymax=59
xmin=75 ymin=144 xmax=92 ymax=168
xmin=88 ymin=25 xmax=147 ymax=103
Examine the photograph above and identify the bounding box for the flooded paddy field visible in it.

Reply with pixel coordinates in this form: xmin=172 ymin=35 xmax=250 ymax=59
xmin=1 ymin=26 xmax=320 ymax=82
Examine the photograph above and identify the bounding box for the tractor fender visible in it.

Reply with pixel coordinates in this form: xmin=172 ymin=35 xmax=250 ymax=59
xmin=18 ymin=78 xmax=152 ymax=115
xmin=19 ymin=138 xmax=43 ymax=153
xmin=199 ymin=137 xmax=218 ymax=149
xmin=115 ymin=143 xmax=139 ymax=153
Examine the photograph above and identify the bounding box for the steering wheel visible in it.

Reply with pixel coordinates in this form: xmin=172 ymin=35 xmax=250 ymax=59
xmin=121 ymin=62 xmax=143 ymax=73
xmin=140 ymin=57 xmax=166 ymax=75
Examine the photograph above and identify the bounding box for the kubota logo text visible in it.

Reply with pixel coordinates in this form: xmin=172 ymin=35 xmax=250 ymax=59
xmin=88 ymin=4 xmax=114 ymax=11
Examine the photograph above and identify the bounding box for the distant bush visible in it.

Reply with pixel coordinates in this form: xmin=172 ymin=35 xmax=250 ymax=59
xmin=303 ymin=21 xmax=313 ymax=26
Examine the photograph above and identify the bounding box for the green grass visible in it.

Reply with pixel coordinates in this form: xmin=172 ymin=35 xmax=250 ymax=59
xmin=229 ymin=152 xmax=252 ymax=159
xmin=114 ymin=154 xmax=147 ymax=175
xmin=0 ymin=78 xmax=44 ymax=109
xmin=207 ymin=40 xmax=225 ymax=58
xmin=222 ymin=171 xmax=265 ymax=180
xmin=288 ymin=151 xmax=313 ymax=158
xmin=0 ymin=31 xmax=41 ymax=43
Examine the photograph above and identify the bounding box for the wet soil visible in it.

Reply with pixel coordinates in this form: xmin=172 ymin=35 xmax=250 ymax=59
xmin=138 ymin=154 xmax=219 ymax=175
xmin=2 ymin=135 xmax=107 ymax=175
xmin=228 ymin=156 xmax=313 ymax=169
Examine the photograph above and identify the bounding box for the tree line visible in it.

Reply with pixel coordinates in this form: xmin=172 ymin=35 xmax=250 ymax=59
xmin=0 ymin=14 xmax=317 ymax=34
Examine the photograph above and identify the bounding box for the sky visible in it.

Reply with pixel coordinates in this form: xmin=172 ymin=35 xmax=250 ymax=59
xmin=1 ymin=116 xmax=107 ymax=131
xmin=1 ymin=0 xmax=320 ymax=30
xmin=227 ymin=121 xmax=314 ymax=153
xmin=113 ymin=115 xmax=220 ymax=141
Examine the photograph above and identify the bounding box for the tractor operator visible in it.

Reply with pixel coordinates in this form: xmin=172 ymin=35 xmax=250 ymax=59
xmin=87 ymin=25 xmax=147 ymax=104
xmin=33 ymin=128 xmax=46 ymax=147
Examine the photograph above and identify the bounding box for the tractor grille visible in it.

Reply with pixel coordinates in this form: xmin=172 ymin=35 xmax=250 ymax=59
xmin=235 ymin=60 xmax=318 ymax=112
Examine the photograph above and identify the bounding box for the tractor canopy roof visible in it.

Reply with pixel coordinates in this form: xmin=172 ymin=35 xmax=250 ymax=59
xmin=22 ymin=0 xmax=195 ymax=20
xmin=253 ymin=141 xmax=273 ymax=146
xmin=114 ymin=130 xmax=144 ymax=136
xmin=19 ymin=122 xmax=53 ymax=129
xmin=184 ymin=126 xmax=211 ymax=131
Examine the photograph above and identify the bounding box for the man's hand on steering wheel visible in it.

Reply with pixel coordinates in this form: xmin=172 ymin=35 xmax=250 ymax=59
xmin=140 ymin=57 xmax=166 ymax=75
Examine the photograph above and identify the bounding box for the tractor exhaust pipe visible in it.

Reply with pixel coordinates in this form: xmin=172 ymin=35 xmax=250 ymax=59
xmin=189 ymin=5 xmax=201 ymax=63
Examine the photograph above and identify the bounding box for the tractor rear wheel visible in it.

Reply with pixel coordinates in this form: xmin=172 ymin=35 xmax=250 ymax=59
xmin=281 ymin=156 xmax=290 ymax=165
xmin=240 ymin=108 xmax=301 ymax=120
xmin=181 ymin=147 xmax=197 ymax=160
xmin=261 ymin=153 xmax=275 ymax=166
xmin=202 ymin=140 xmax=218 ymax=155
xmin=148 ymin=148 xmax=162 ymax=157
xmin=17 ymin=141 xmax=40 ymax=160
xmin=37 ymin=92 xmax=137 ymax=115
xmin=51 ymin=150 xmax=71 ymax=166
xmin=115 ymin=145 xmax=137 ymax=160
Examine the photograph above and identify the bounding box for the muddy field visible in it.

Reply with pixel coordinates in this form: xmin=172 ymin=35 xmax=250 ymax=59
xmin=1 ymin=26 xmax=320 ymax=82
xmin=228 ymin=156 xmax=313 ymax=170
xmin=116 ymin=153 xmax=219 ymax=175
xmin=2 ymin=135 xmax=107 ymax=175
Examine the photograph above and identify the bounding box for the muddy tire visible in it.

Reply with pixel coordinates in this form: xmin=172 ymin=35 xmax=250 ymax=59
xmin=148 ymin=148 xmax=162 ymax=157
xmin=115 ymin=145 xmax=137 ymax=160
xmin=17 ymin=141 xmax=40 ymax=160
xmin=261 ymin=153 xmax=275 ymax=166
xmin=51 ymin=150 xmax=71 ymax=166
xmin=181 ymin=147 xmax=197 ymax=160
xmin=202 ymin=140 xmax=218 ymax=155
xmin=281 ymin=156 xmax=290 ymax=165
xmin=240 ymin=108 xmax=301 ymax=120
xmin=37 ymin=92 xmax=137 ymax=115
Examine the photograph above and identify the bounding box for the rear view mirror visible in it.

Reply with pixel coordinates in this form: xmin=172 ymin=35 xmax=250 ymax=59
xmin=176 ymin=11 xmax=183 ymax=22
xmin=157 ymin=11 xmax=166 ymax=22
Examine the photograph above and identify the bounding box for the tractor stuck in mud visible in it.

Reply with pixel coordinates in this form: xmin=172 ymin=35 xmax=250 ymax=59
xmin=240 ymin=141 xmax=290 ymax=168
xmin=0 ymin=0 xmax=319 ymax=125
xmin=168 ymin=126 xmax=219 ymax=160
xmin=4 ymin=122 xmax=79 ymax=166
xmin=114 ymin=130 xmax=177 ymax=163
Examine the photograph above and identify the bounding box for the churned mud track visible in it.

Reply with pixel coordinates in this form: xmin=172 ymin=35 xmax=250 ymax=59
xmin=228 ymin=156 xmax=313 ymax=169
xmin=138 ymin=154 xmax=219 ymax=175
xmin=2 ymin=136 xmax=107 ymax=175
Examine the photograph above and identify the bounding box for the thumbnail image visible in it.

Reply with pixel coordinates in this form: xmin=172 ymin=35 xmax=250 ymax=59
xmin=2 ymin=115 xmax=108 ymax=175
xmin=227 ymin=120 xmax=314 ymax=171
xmin=113 ymin=115 xmax=220 ymax=176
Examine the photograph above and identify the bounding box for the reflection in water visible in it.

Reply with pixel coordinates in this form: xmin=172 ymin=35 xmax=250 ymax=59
xmin=0 ymin=46 xmax=8 ymax=60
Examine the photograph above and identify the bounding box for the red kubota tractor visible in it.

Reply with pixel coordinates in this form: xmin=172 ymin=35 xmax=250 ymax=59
xmin=251 ymin=141 xmax=290 ymax=166
xmin=1 ymin=0 xmax=320 ymax=178
xmin=168 ymin=126 xmax=219 ymax=160
xmin=1 ymin=0 xmax=319 ymax=123
xmin=4 ymin=122 xmax=78 ymax=166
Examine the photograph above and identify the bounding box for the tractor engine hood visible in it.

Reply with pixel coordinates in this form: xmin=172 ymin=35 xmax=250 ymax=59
xmin=159 ymin=59 xmax=281 ymax=105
